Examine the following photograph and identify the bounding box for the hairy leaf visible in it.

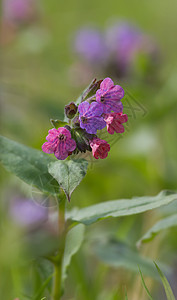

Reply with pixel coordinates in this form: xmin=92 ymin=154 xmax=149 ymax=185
xmin=66 ymin=191 xmax=177 ymax=225
xmin=48 ymin=159 xmax=88 ymax=201
xmin=0 ymin=136 xmax=58 ymax=195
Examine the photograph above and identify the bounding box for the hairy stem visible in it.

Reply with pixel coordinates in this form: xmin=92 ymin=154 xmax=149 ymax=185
xmin=52 ymin=192 xmax=66 ymax=300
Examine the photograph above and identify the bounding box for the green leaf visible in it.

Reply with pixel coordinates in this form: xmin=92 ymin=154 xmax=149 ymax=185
xmin=0 ymin=136 xmax=58 ymax=195
xmin=66 ymin=191 xmax=177 ymax=225
xmin=34 ymin=273 xmax=53 ymax=300
xmin=93 ymin=240 xmax=169 ymax=280
xmin=48 ymin=159 xmax=88 ymax=201
xmin=50 ymin=119 xmax=68 ymax=128
xmin=139 ymin=267 xmax=154 ymax=300
xmin=154 ymin=262 xmax=175 ymax=300
xmin=62 ymin=224 xmax=85 ymax=283
xmin=137 ymin=214 xmax=177 ymax=246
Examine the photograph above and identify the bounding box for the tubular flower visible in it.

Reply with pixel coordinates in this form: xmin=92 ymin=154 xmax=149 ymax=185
xmin=90 ymin=137 xmax=110 ymax=159
xmin=104 ymin=112 xmax=128 ymax=134
xmin=96 ymin=77 xmax=124 ymax=113
xmin=42 ymin=127 xmax=76 ymax=160
xmin=78 ymin=101 xmax=106 ymax=134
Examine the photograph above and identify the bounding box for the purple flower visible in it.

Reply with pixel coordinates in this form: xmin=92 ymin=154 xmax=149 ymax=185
xmin=106 ymin=22 xmax=158 ymax=73
xmin=74 ymin=27 xmax=108 ymax=63
xmin=96 ymin=77 xmax=124 ymax=113
xmin=42 ymin=127 xmax=76 ymax=160
xmin=10 ymin=199 xmax=47 ymax=227
xmin=78 ymin=101 xmax=106 ymax=134
xmin=106 ymin=22 xmax=142 ymax=55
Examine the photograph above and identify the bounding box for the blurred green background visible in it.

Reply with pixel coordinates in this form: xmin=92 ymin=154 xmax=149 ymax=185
xmin=1 ymin=0 xmax=177 ymax=299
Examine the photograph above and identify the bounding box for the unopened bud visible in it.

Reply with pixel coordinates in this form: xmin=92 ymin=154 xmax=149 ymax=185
xmin=65 ymin=102 xmax=78 ymax=119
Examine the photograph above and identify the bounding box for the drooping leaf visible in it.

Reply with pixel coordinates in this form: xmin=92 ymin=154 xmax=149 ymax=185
xmin=137 ymin=214 xmax=177 ymax=246
xmin=154 ymin=262 xmax=175 ymax=300
xmin=0 ymin=135 xmax=58 ymax=195
xmin=66 ymin=191 xmax=177 ymax=225
xmin=50 ymin=119 xmax=68 ymax=129
xmin=139 ymin=267 xmax=154 ymax=300
xmin=48 ymin=159 xmax=88 ymax=201
xmin=93 ymin=240 xmax=169 ymax=280
xmin=62 ymin=224 xmax=85 ymax=283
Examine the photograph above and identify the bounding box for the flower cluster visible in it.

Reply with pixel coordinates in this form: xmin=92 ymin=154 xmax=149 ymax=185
xmin=42 ymin=77 xmax=128 ymax=160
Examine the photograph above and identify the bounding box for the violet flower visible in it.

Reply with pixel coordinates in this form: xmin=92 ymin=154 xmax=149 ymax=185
xmin=74 ymin=27 xmax=108 ymax=63
xmin=42 ymin=127 xmax=76 ymax=160
xmin=106 ymin=22 xmax=158 ymax=73
xmin=96 ymin=77 xmax=124 ymax=113
xmin=78 ymin=101 xmax=106 ymax=134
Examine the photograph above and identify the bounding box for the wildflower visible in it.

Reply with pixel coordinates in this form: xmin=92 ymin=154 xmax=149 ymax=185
xmin=74 ymin=27 xmax=108 ymax=63
xmin=42 ymin=127 xmax=76 ymax=160
xmin=90 ymin=137 xmax=110 ymax=159
xmin=104 ymin=112 xmax=128 ymax=134
xmin=96 ymin=77 xmax=124 ymax=113
xmin=78 ymin=101 xmax=106 ymax=134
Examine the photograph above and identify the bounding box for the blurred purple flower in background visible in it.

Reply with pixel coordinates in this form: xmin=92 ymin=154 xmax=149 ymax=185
xmin=71 ymin=21 xmax=159 ymax=82
xmin=74 ymin=27 xmax=108 ymax=63
xmin=106 ymin=22 xmax=142 ymax=67
xmin=10 ymin=199 xmax=47 ymax=227
xmin=3 ymin=0 xmax=36 ymax=24
xmin=106 ymin=22 xmax=158 ymax=74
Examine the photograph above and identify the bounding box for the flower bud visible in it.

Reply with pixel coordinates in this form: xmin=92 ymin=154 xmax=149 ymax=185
xmin=64 ymin=102 xmax=78 ymax=119
xmin=71 ymin=128 xmax=94 ymax=153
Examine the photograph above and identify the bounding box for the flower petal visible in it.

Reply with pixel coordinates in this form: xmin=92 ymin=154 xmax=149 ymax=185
xmin=46 ymin=128 xmax=59 ymax=142
xmin=78 ymin=101 xmax=90 ymax=116
xmin=100 ymin=77 xmax=114 ymax=91
xmin=42 ymin=141 xmax=56 ymax=154
xmin=65 ymin=138 xmax=76 ymax=152
xmin=57 ymin=127 xmax=71 ymax=139
xmin=85 ymin=101 xmax=103 ymax=117
xmin=54 ymin=142 xmax=68 ymax=160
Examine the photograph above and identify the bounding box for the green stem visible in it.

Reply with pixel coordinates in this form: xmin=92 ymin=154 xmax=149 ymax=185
xmin=52 ymin=192 xmax=67 ymax=300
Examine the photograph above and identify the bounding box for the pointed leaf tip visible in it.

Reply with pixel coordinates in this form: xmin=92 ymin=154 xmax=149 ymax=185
xmin=48 ymin=159 xmax=88 ymax=202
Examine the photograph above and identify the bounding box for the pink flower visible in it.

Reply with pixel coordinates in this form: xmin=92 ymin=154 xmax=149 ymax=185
xmin=42 ymin=127 xmax=76 ymax=160
xmin=104 ymin=112 xmax=128 ymax=134
xmin=3 ymin=0 xmax=35 ymax=24
xmin=90 ymin=137 xmax=110 ymax=159
xmin=96 ymin=77 xmax=124 ymax=113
